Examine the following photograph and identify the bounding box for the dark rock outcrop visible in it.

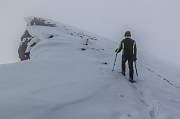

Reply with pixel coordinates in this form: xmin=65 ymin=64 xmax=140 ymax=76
xmin=18 ymin=17 xmax=56 ymax=61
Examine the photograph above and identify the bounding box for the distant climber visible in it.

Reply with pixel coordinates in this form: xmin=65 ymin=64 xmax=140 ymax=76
xmin=115 ymin=31 xmax=137 ymax=82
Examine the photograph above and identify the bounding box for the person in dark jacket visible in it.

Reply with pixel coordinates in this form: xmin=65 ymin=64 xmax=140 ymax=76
xmin=115 ymin=31 xmax=137 ymax=82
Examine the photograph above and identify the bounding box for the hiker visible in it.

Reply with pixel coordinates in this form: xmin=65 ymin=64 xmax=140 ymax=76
xmin=115 ymin=31 xmax=137 ymax=82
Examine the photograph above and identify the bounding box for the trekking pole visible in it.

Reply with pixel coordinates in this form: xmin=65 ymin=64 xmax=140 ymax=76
xmin=134 ymin=61 xmax=138 ymax=76
xmin=112 ymin=53 xmax=118 ymax=71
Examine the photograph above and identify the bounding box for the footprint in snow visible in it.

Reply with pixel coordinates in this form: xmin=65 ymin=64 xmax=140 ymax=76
xmin=127 ymin=114 xmax=132 ymax=118
xmin=120 ymin=95 xmax=124 ymax=97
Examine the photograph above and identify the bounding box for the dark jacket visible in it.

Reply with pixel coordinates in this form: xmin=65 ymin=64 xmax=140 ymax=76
xmin=117 ymin=37 xmax=137 ymax=59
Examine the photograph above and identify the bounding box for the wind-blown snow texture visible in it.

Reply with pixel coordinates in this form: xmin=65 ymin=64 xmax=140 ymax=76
xmin=1 ymin=17 xmax=180 ymax=119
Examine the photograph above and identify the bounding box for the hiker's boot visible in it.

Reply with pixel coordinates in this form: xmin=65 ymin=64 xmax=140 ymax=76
xmin=121 ymin=70 xmax=125 ymax=76
xmin=129 ymin=77 xmax=133 ymax=82
xmin=129 ymin=77 xmax=136 ymax=83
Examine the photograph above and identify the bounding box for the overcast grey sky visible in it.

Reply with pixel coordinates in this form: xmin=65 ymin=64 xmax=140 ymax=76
xmin=0 ymin=0 xmax=179 ymax=66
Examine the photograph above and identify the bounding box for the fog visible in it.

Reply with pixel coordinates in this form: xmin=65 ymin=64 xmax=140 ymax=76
xmin=0 ymin=0 xmax=179 ymax=67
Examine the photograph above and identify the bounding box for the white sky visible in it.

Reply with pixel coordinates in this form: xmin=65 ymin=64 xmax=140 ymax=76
xmin=0 ymin=0 xmax=180 ymax=66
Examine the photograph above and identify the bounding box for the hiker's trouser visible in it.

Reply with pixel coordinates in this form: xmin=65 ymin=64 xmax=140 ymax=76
xmin=122 ymin=55 xmax=134 ymax=79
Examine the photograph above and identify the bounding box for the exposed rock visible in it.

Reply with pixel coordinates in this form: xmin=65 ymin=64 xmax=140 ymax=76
xmin=18 ymin=17 xmax=56 ymax=61
xmin=18 ymin=17 xmax=99 ymax=61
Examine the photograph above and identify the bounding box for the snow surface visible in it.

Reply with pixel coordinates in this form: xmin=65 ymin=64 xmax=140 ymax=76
xmin=1 ymin=17 xmax=180 ymax=119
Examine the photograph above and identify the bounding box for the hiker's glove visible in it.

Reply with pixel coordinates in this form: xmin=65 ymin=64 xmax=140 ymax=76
xmin=133 ymin=57 xmax=137 ymax=61
xmin=115 ymin=48 xmax=120 ymax=53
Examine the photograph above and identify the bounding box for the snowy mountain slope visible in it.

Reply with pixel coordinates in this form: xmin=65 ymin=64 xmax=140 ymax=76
xmin=1 ymin=17 xmax=180 ymax=119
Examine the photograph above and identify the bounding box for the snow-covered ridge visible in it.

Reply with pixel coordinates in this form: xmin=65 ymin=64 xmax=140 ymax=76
xmin=1 ymin=17 xmax=180 ymax=119
xmin=18 ymin=16 xmax=100 ymax=61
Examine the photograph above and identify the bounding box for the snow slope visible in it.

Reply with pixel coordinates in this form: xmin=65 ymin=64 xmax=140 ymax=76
xmin=1 ymin=17 xmax=180 ymax=119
